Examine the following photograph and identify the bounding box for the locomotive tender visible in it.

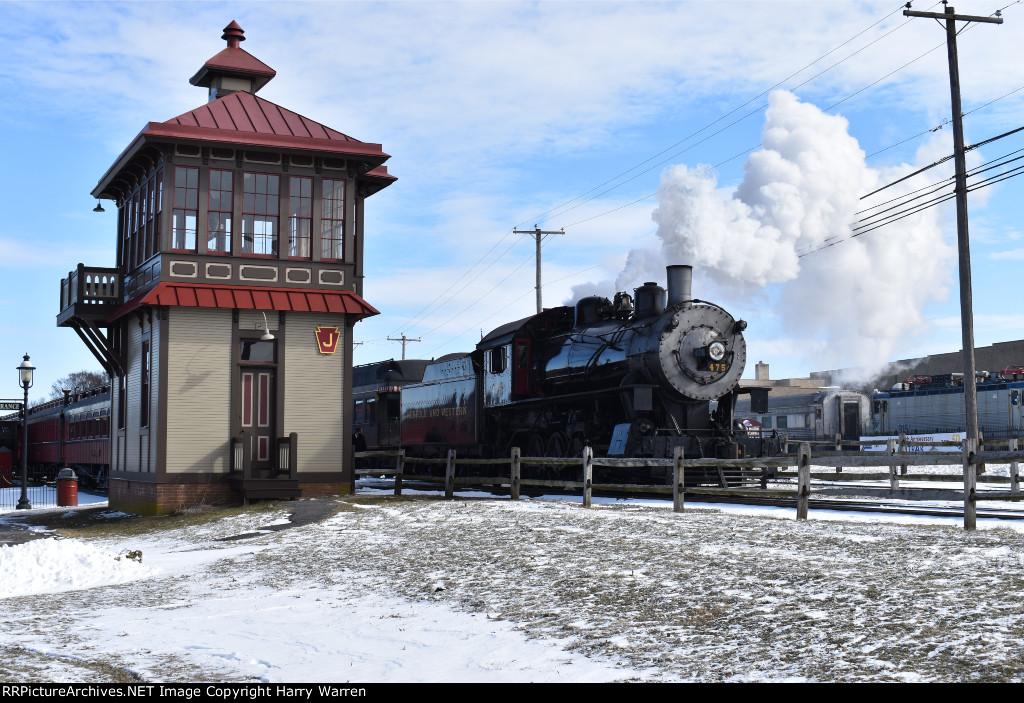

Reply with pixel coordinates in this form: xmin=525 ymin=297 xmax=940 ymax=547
xmin=395 ymin=265 xmax=773 ymax=480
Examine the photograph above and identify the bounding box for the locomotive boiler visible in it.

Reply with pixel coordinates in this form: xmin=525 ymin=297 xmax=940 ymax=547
xmin=398 ymin=264 xmax=772 ymax=480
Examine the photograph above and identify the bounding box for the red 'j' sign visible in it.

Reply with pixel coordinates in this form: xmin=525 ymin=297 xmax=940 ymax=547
xmin=315 ymin=326 xmax=340 ymax=354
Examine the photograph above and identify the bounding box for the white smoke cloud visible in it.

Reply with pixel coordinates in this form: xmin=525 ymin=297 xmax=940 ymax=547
xmin=646 ymin=90 xmax=954 ymax=376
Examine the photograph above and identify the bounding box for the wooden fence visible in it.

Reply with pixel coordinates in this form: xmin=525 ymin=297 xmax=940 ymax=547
xmin=355 ymin=436 xmax=1024 ymax=530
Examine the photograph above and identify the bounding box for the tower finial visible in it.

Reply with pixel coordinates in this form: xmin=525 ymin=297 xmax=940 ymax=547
xmin=222 ymin=20 xmax=245 ymax=49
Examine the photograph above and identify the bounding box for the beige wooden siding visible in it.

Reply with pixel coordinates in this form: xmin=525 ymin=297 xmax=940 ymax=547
xmin=165 ymin=308 xmax=232 ymax=473
xmin=146 ymin=318 xmax=159 ymax=472
xmin=284 ymin=314 xmax=345 ymax=473
xmin=112 ymin=377 xmax=121 ymax=472
xmin=238 ymin=309 xmax=279 ymax=333
xmin=122 ymin=319 xmax=142 ymax=472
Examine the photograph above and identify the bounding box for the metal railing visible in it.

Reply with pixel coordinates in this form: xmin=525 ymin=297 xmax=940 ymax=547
xmin=1 ymin=468 xmax=57 ymax=509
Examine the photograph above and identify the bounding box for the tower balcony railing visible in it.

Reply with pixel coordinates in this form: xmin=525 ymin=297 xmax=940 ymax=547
xmin=58 ymin=264 xmax=121 ymax=325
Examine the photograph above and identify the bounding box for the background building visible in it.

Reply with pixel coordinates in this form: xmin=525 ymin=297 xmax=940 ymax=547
xmin=810 ymin=340 xmax=1024 ymax=393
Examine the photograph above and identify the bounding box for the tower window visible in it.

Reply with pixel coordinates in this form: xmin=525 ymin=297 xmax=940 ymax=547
xmin=288 ymin=176 xmax=312 ymax=258
xmin=242 ymin=172 xmax=279 ymax=256
xmin=172 ymin=166 xmax=199 ymax=251
xmin=208 ymin=169 xmax=233 ymax=253
xmin=321 ymin=178 xmax=345 ymax=260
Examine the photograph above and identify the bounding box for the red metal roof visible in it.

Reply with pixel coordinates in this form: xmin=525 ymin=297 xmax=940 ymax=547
xmin=144 ymin=91 xmax=389 ymax=160
xmin=109 ymin=283 xmax=379 ymax=322
xmin=190 ymin=46 xmax=276 ymax=84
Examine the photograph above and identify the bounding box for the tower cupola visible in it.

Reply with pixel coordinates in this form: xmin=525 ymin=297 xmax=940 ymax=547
xmin=189 ymin=21 xmax=277 ymax=102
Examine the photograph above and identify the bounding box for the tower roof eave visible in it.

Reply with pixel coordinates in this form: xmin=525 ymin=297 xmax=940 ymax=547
xmin=92 ymin=92 xmax=396 ymax=199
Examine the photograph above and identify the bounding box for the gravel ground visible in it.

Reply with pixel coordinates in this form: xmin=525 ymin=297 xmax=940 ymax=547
xmin=324 ymin=497 xmax=1024 ymax=682
xmin=2 ymin=494 xmax=1024 ymax=682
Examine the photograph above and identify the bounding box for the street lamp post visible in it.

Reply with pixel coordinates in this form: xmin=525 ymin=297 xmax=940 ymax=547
xmin=16 ymin=354 xmax=35 ymax=510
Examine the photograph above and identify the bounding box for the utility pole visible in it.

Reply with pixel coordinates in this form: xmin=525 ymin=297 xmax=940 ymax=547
xmin=513 ymin=225 xmax=565 ymax=313
xmin=903 ymin=2 xmax=1002 ymax=445
xmin=387 ymin=334 xmax=420 ymax=360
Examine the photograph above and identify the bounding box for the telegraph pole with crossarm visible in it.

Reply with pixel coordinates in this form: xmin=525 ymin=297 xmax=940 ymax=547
xmin=513 ymin=226 xmax=565 ymax=313
xmin=903 ymin=3 xmax=1002 ymax=449
xmin=387 ymin=334 xmax=421 ymax=360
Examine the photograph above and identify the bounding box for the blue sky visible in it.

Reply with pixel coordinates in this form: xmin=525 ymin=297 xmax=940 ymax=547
xmin=2 ymin=0 xmax=1024 ymax=401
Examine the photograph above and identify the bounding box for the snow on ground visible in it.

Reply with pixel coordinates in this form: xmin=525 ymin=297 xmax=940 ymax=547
xmin=0 ymin=538 xmax=151 ymax=598
xmin=0 ymin=465 xmax=1023 ymax=682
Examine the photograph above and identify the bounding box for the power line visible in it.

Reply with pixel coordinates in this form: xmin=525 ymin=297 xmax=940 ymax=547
xmin=798 ymin=141 xmax=1024 ymax=257
xmin=409 ymin=3 xmax=938 ymax=332
xmin=425 ymin=264 xmax=601 ymax=355
xmin=386 ymin=2 xmax=1020 ymax=345
xmin=519 ymin=2 xmax=915 ymax=230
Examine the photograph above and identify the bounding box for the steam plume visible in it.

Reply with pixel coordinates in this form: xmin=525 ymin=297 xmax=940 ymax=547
xmin=647 ymin=91 xmax=953 ymax=376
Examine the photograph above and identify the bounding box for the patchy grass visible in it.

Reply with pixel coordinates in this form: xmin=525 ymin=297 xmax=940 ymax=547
xmin=5 ymin=493 xmax=1024 ymax=681
xmin=10 ymin=501 xmax=286 ymax=539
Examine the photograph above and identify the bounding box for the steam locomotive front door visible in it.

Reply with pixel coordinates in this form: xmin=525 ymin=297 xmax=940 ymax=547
xmin=241 ymin=369 xmax=276 ymax=469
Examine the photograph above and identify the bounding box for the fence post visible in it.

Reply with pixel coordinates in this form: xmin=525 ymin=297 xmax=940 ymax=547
xmin=898 ymin=433 xmax=908 ymax=475
xmin=395 ymin=449 xmax=405 ymax=496
xmin=510 ymin=447 xmax=521 ymax=501
xmin=963 ymin=437 xmax=977 ymax=531
xmin=887 ymin=438 xmax=899 ymax=492
xmin=797 ymin=442 xmax=811 ymax=520
xmin=1010 ymin=438 xmax=1019 ymax=495
xmin=582 ymin=445 xmax=593 ymax=508
xmin=834 ymin=433 xmax=843 ymax=473
xmin=445 ymin=449 xmax=456 ymax=499
xmin=673 ymin=446 xmax=685 ymax=513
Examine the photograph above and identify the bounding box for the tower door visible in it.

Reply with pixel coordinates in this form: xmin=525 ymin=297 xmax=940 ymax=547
xmin=241 ymin=368 xmax=276 ymax=469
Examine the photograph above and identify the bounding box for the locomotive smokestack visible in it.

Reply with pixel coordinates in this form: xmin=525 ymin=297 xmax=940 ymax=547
xmin=666 ymin=265 xmax=692 ymax=307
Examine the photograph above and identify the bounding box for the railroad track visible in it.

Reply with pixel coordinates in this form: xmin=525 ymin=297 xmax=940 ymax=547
xmin=690 ymin=493 xmax=1024 ymax=522
xmin=356 ymin=476 xmax=1024 ymax=522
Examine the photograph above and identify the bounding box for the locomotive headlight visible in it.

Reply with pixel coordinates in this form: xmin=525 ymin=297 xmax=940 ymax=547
xmin=708 ymin=341 xmax=726 ymax=362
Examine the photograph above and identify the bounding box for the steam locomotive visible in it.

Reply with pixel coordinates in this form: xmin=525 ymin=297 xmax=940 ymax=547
xmin=370 ymin=265 xmax=774 ymax=481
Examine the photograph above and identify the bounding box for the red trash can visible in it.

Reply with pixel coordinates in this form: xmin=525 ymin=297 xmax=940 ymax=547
xmin=57 ymin=468 xmax=78 ymax=507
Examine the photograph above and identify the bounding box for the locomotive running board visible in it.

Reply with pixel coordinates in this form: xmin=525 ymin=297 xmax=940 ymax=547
xmin=494 ymin=383 xmax=659 ymax=408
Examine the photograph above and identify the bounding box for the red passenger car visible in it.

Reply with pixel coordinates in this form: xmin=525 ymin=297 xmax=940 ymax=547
xmin=10 ymin=386 xmax=112 ymax=488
